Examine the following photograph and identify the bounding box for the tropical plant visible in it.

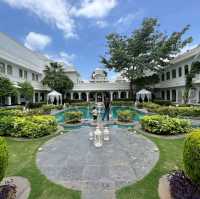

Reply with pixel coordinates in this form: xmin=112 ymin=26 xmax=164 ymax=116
xmin=18 ymin=81 xmax=34 ymax=105
xmin=64 ymin=111 xmax=83 ymax=124
xmin=0 ymin=76 xmax=15 ymax=97
xmin=101 ymin=18 xmax=192 ymax=97
xmin=42 ymin=62 xmax=74 ymax=96
xmin=117 ymin=110 xmax=135 ymax=122
xmin=183 ymin=61 xmax=200 ymax=104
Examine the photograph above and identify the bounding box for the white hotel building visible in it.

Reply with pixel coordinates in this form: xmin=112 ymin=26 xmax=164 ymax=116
xmin=0 ymin=33 xmax=130 ymax=105
xmin=0 ymin=32 xmax=200 ymax=105
xmin=155 ymin=46 xmax=200 ymax=104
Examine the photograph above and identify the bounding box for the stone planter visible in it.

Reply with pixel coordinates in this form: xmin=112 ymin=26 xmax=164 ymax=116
xmin=158 ymin=175 xmax=172 ymax=199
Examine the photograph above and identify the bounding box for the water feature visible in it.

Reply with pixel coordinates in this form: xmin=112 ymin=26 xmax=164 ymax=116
xmin=55 ymin=105 xmax=145 ymax=131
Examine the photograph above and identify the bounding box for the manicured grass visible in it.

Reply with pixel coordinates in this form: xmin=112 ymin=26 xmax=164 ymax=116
xmin=117 ymin=135 xmax=184 ymax=199
xmin=4 ymin=132 xmax=185 ymax=199
xmin=5 ymin=137 xmax=81 ymax=199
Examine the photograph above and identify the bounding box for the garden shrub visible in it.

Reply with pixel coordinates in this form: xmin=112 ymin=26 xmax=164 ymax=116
xmin=0 ymin=109 xmax=23 ymax=117
xmin=183 ymin=129 xmax=200 ymax=183
xmin=42 ymin=104 xmax=57 ymax=114
xmin=26 ymin=102 xmax=45 ymax=109
xmin=142 ymin=103 xmax=200 ymax=117
xmin=141 ymin=115 xmax=191 ymax=135
xmin=117 ymin=110 xmax=135 ymax=122
xmin=112 ymin=100 xmax=134 ymax=106
xmin=0 ymin=138 xmax=8 ymax=182
xmin=0 ymin=115 xmax=57 ymax=138
xmin=153 ymin=99 xmax=174 ymax=106
xmin=64 ymin=111 xmax=83 ymax=123
xmin=142 ymin=102 xmax=160 ymax=112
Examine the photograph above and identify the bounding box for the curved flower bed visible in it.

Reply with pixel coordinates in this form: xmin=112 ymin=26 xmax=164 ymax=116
xmin=141 ymin=115 xmax=191 ymax=135
xmin=0 ymin=109 xmax=57 ymax=138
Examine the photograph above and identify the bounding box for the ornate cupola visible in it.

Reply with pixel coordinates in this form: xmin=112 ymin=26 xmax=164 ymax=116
xmin=90 ymin=68 xmax=108 ymax=82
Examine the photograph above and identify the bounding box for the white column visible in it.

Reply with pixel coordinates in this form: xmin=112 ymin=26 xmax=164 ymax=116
xmin=197 ymin=87 xmax=200 ymax=104
xmin=95 ymin=93 xmax=97 ymax=102
xmin=32 ymin=92 xmax=35 ymax=103
xmin=86 ymin=92 xmax=89 ymax=102
xmin=70 ymin=92 xmax=73 ymax=100
xmin=102 ymin=92 xmax=104 ymax=102
xmin=78 ymin=92 xmax=81 ymax=100
xmin=6 ymin=96 xmax=11 ymax=106
xmin=176 ymin=89 xmax=178 ymax=103
xmin=126 ymin=91 xmax=129 ymax=99
xmin=38 ymin=92 xmax=41 ymax=103
xmin=170 ymin=89 xmax=172 ymax=101
xmin=110 ymin=91 xmax=113 ymax=101
xmin=17 ymin=94 xmax=21 ymax=105
xmin=118 ymin=91 xmax=121 ymax=99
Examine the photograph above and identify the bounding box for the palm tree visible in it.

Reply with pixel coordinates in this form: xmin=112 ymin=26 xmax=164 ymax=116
xmin=42 ymin=62 xmax=74 ymax=99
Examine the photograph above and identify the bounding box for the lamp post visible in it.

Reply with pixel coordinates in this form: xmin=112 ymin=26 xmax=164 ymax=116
xmin=94 ymin=126 xmax=103 ymax=147
xmin=103 ymin=127 xmax=110 ymax=141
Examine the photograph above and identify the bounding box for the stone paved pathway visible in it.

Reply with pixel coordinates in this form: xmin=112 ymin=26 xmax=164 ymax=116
xmin=37 ymin=127 xmax=159 ymax=199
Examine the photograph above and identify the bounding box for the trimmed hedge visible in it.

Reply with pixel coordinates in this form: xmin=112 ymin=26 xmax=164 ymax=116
xmin=153 ymin=100 xmax=174 ymax=106
xmin=117 ymin=110 xmax=135 ymax=122
xmin=141 ymin=115 xmax=191 ymax=135
xmin=112 ymin=100 xmax=134 ymax=106
xmin=0 ymin=115 xmax=57 ymax=138
xmin=142 ymin=102 xmax=200 ymax=117
xmin=0 ymin=137 xmax=8 ymax=182
xmin=64 ymin=111 xmax=83 ymax=124
xmin=183 ymin=129 xmax=200 ymax=183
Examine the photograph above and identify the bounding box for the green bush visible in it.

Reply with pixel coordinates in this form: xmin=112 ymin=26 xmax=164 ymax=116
xmin=142 ymin=103 xmax=200 ymax=117
xmin=42 ymin=104 xmax=57 ymax=114
xmin=0 ymin=109 xmax=23 ymax=117
xmin=153 ymin=100 xmax=174 ymax=106
xmin=183 ymin=129 xmax=200 ymax=183
xmin=0 ymin=137 xmax=8 ymax=182
xmin=64 ymin=111 xmax=83 ymax=124
xmin=117 ymin=110 xmax=135 ymax=122
xmin=0 ymin=115 xmax=57 ymax=138
xmin=141 ymin=115 xmax=191 ymax=135
xmin=142 ymin=102 xmax=160 ymax=111
xmin=112 ymin=100 xmax=134 ymax=106
xmin=156 ymin=106 xmax=200 ymax=117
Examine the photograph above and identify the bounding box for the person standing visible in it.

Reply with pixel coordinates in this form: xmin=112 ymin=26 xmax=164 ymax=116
xmin=102 ymin=97 xmax=111 ymax=121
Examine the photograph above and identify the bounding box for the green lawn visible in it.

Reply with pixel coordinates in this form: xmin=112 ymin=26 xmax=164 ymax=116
xmin=5 ymin=137 xmax=81 ymax=199
xmin=117 ymin=135 xmax=184 ymax=199
xmin=5 ymin=133 xmax=184 ymax=199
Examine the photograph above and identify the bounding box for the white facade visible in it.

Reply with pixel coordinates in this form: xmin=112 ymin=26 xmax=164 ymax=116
xmin=155 ymin=46 xmax=200 ymax=104
xmin=0 ymin=33 xmax=130 ymax=105
xmin=1 ymin=32 xmax=200 ymax=105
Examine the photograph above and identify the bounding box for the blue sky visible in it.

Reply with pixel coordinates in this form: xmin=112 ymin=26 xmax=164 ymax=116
xmin=0 ymin=0 xmax=200 ymax=79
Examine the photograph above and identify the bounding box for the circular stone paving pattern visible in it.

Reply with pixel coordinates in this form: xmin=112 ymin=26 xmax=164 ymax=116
xmin=37 ymin=127 xmax=159 ymax=199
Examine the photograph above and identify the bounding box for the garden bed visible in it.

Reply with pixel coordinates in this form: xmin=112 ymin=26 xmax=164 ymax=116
xmin=140 ymin=115 xmax=191 ymax=136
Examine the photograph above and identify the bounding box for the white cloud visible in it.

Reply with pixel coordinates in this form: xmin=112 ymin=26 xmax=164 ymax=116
xmin=2 ymin=0 xmax=76 ymax=38
xmin=116 ymin=10 xmax=143 ymax=27
xmin=24 ymin=32 xmax=52 ymax=51
xmin=96 ymin=20 xmax=108 ymax=28
xmin=74 ymin=0 xmax=117 ymax=18
xmin=46 ymin=51 xmax=76 ymax=66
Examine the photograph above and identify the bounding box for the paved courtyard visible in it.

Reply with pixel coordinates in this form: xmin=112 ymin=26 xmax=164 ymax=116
xmin=37 ymin=127 xmax=159 ymax=199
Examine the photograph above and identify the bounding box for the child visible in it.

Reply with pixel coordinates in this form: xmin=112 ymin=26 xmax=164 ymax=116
xmin=92 ymin=107 xmax=98 ymax=121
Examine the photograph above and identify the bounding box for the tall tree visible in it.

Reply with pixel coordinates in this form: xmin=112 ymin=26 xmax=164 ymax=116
xmin=183 ymin=61 xmax=200 ymax=104
xmin=18 ymin=81 xmax=34 ymax=105
xmin=101 ymin=18 xmax=192 ymax=97
xmin=0 ymin=76 xmax=15 ymax=97
xmin=42 ymin=62 xmax=74 ymax=96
